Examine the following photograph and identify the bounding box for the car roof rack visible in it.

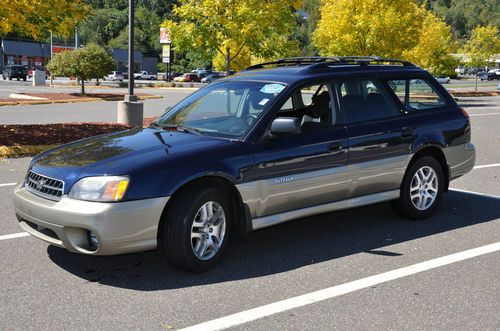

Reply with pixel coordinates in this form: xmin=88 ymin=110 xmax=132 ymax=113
xmin=242 ymin=56 xmax=414 ymax=71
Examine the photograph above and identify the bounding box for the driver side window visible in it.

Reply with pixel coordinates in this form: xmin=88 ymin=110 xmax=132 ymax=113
xmin=277 ymin=84 xmax=336 ymax=132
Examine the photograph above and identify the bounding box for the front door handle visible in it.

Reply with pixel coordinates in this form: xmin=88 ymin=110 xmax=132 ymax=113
xmin=401 ymin=127 xmax=415 ymax=140
xmin=328 ymin=143 xmax=343 ymax=152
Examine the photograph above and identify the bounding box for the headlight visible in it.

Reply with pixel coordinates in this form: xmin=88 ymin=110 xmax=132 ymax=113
xmin=68 ymin=176 xmax=129 ymax=202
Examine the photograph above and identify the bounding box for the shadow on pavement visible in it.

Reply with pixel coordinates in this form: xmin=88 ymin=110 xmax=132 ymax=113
xmin=47 ymin=190 xmax=500 ymax=290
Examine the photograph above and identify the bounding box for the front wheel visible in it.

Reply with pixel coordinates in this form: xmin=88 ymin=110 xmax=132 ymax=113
xmin=158 ymin=185 xmax=232 ymax=272
xmin=392 ymin=156 xmax=444 ymax=220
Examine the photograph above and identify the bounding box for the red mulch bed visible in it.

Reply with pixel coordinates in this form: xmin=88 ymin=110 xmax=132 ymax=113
xmin=0 ymin=123 xmax=131 ymax=146
xmin=143 ymin=116 xmax=159 ymax=126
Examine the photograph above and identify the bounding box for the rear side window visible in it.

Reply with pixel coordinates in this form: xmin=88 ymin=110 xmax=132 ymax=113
xmin=386 ymin=79 xmax=447 ymax=111
xmin=338 ymin=79 xmax=399 ymax=124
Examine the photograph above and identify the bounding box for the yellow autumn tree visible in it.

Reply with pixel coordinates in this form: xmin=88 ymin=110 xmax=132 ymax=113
xmin=313 ymin=0 xmax=457 ymax=75
xmin=163 ymin=0 xmax=301 ymax=74
xmin=403 ymin=14 xmax=459 ymax=76
xmin=0 ymin=0 xmax=89 ymax=39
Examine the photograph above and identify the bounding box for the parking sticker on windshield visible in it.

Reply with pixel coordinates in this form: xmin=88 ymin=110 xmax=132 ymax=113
xmin=260 ymin=84 xmax=286 ymax=94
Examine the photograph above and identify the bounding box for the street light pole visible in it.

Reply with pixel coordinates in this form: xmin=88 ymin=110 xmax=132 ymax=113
xmin=128 ymin=0 xmax=135 ymax=96
xmin=117 ymin=0 xmax=143 ymax=127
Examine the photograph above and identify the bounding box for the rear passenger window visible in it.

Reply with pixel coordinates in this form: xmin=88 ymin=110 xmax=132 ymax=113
xmin=386 ymin=79 xmax=447 ymax=111
xmin=338 ymin=79 xmax=398 ymax=124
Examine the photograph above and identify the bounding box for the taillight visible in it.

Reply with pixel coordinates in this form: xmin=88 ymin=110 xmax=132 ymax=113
xmin=459 ymin=107 xmax=470 ymax=121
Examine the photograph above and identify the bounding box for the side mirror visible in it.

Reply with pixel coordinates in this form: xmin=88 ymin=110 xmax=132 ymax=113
xmin=270 ymin=117 xmax=301 ymax=135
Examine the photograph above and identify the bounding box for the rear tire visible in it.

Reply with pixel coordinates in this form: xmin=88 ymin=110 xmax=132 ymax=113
xmin=158 ymin=185 xmax=233 ymax=272
xmin=392 ymin=156 xmax=444 ymax=220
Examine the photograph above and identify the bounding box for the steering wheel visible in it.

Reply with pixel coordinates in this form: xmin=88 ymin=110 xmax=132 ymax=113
xmin=244 ymin=114 xmax=258 ymax=126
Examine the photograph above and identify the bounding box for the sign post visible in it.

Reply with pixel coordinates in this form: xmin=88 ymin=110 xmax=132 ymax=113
xmin=160 ymin=28 xmax=172 ymax=81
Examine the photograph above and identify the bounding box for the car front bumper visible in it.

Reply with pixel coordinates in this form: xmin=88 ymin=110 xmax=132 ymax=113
xmin=13 ymin=185 xmax=169 ymax=255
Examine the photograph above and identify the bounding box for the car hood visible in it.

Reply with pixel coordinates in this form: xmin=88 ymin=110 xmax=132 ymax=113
xmin=31 ymin=128 xmax=230 ymax=184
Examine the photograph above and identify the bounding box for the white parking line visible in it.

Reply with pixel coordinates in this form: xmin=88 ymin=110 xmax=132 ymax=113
xmin=469 ymin=112 xmax=500 ymax=117
xmin=0 ymin=183 xmax=17 ymax=187
xmin=0 ymin=232 xmax=29 ymax=241
xmin=180 ymin=242 xmax=500 ymax=331
xmin=449 ymin=188 xmax=500 ymax=200
xmin=474 ymin=163 xmax=500 ymax=169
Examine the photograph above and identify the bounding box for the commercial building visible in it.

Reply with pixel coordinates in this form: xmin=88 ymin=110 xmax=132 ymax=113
xmin=1 ymin=39 xmax=158 ymax=74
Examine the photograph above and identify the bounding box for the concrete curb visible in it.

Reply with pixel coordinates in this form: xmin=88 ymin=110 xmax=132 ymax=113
xmin=0 ymin=94 xmax=162 ymax=107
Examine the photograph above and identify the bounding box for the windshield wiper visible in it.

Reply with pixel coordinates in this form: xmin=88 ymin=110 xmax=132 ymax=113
xmin=161 ymin=124 xmax=203 ymax=135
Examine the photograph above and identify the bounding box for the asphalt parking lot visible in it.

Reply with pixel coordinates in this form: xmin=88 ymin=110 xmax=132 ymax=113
xmin=0 ymin=95 xmax=499 ymax=330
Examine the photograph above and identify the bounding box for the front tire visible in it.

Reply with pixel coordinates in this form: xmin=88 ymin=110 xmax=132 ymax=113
xmin=159 ymin=185 xmax=232 ymax=272
xmin=392 ymin=156 xmax=444 ymax=220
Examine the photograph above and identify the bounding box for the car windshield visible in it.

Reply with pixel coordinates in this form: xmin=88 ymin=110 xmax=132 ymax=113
xmin=153 ymin=80 xmax=287 ymax=139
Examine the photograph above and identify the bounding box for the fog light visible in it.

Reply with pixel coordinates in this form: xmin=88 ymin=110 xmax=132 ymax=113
xmin=88 ymin=231 xmax=98 ymax=250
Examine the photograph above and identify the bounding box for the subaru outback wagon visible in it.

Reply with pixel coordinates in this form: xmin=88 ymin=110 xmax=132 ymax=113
xmin=13 ymin=57 xmax=475 ymax=272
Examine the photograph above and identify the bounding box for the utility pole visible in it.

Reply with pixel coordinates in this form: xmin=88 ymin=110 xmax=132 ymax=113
xmin=117 ymin=0 xmax=143 ymax=127
xmin=128 ymin=0 xmax=134 ymax=96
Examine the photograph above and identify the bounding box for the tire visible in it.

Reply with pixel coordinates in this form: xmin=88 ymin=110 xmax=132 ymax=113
xmin=158 ymin=185 xmax=233 ymax=272
xmin=9 ymin=76 xmax=12 ymax=80
xmin=391 ymin=156 xmax=444 ymax=220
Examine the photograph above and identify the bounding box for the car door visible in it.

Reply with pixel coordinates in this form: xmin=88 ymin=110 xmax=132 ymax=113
xmin=241 ymin=83 xmax=350 ymax=219
xmin=336 ymin=78 xmax=414 ymax=198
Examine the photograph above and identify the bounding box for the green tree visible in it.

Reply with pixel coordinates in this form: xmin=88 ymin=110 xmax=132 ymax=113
xmin=163 ymin=0 xmax=301 ymax=74
xmin=313 ymin=0 xmax=457 ymax=75
xmin=462 ymin=25 xmax=500 ymax=91
xmin=107 ymin=6 xmax=162 ymax=56
xmin=47 ymin=43 xmax=115 ymax=94
xmin=0 ymin=0 xmax=89 ymax=39
xmin=419 ymin=0 xmax=500 ymax=39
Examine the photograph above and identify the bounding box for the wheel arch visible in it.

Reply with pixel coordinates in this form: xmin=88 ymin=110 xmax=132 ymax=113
xmin=158 ymin=175 xmax=252 ymax=241
xmin=408 ymin=145 xmax=449 ymax=192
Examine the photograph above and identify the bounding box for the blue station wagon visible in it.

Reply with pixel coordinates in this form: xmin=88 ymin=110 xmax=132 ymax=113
xmin=13 ymin=57 xmax=475 ymax=272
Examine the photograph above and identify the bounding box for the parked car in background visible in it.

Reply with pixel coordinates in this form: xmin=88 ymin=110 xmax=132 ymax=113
xmin=173 ymin=73 xmax=202 ymax=83
xmin=435 ymin=76 xmax=450 ymax=84
xmin=487 ymin=68 xmax=500 ymax=80
xmin=455 ymin=66 xmax=465 ymax=75
xmin=28 ymin=67 xmax=49 ymax=79
xmin=2 ymin=65 xmax=27 ymax=81
xmin=201 ymin=73 xmax=223 ymax=83
xmin=191 ymin=68 xmax=209 ymax=76
xmin=479 ymin=71 xmax=500 ymax=81
xmin=104 ymin=71 xmax=124 ymax=81
xmin=134 ymin=71 xmax=156 ymax=80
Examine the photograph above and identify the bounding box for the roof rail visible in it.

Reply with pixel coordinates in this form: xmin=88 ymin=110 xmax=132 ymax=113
xmin=242 ymin=56 xmax=414 ymax=71
xmin=310 ymin=56 xmax=415 ymax=68
xmin=242 ymin=57 xmax=341 ymax=71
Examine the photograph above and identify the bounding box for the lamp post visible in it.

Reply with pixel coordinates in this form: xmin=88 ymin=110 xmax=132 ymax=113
xmin=128 ymin=0 xmax=134 ymax=96
xmin=117 ymin=0 xmax=144 ymax=127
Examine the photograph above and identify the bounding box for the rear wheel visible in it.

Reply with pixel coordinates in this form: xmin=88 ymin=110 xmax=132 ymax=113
xmin=392 ymin=156 xmax=444 ymax=220
xmin=158 ymin=185 xmax=232 ymax=272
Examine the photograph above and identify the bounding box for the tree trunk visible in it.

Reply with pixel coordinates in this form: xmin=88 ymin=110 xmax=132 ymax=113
xmin=225 ymin=48 xmax=231 ymax=76
xmin=475 ymin=68 xmax=478 ymax=92
xmin=80 ymin=77 xmax=85 ymax=95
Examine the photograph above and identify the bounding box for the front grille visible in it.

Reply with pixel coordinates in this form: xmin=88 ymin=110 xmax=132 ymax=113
xmin=25 ymin=171 xmax=64 ymax=201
